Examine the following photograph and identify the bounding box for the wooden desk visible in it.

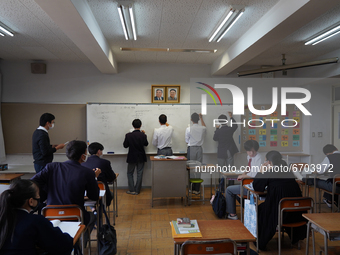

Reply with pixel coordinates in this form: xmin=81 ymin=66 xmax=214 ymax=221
xmin=150 ymin=156 xmax=187 ymax=207
xmin=2 ymin=165 xmax=36 ymax=174
xmin=73 ymin=224 xmax=86 ymax=245
xmin=0 ymin=173 xmax=24 ymax=183
xmin=173 ymin=220 xmax=256 ymax=255
xmin=303 ymin=213 xmax=340 ymax=255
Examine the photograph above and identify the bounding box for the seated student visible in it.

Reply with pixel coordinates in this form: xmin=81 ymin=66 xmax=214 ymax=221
xmin=253 ymin=151 xmax=306 ymax=251
xmin=32 ymin=140 xmax=100 ymax=228
xmin=0 ymin=179 xmax=73 ymax=255
xmin=306 ymin=144 xmax=340 ymax=207
xmin=82 ymin=142 xmax=118 ymax=206
xmin=225 ymin=140 xmax=262 ymax=220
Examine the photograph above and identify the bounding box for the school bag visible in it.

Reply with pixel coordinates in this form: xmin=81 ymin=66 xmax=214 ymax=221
xmin=98 ymin=204 xmax=117 ymax=255
xmin=212 ymin=178 xmax=226 ymax=218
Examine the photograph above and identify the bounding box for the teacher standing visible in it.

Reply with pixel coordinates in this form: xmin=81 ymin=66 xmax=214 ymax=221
xmin=32 ymin=113 xmax=65 ymax=173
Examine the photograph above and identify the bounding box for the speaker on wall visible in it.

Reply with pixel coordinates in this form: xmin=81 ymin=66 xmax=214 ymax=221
xmin=31 ymin=63 xmax=46 ymax=74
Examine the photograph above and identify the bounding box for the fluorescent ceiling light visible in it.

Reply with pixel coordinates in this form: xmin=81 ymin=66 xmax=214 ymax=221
xmin=0 ymin=24 xmax=14 ymax=36
xmin=305 ymin=24 xmax=340 ymax=45
xmin=117 ymin=2 xmax=137 ymax=40
xmin=208 ymin=7 xmax=244 ymax=43
xmin=120 ymin=47 xmax=217 ymax=53
xmin=0 ymin=32 xmax=4 ymax=36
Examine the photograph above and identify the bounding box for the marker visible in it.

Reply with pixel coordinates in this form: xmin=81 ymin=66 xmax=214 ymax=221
xmin=107 ymin=152 xmax=115 ymax=154
xmin=64 ymin=141 xmax=69 ymax=145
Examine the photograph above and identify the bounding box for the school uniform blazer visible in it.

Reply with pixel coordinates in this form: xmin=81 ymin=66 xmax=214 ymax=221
xmin=82 ymin=155 xmax=116 ymax=206
xmin=213 ymin=117 xmax=239 ymax=158
xmin=0 ymin=209 xmax=73 ymax=255
xmin=32 ymin=129 xmax=56 ymax=166
xmin=123 ymin=130 xmax=149 ymax=163
xmin=31 ymin=160 xmax=99 ymax=225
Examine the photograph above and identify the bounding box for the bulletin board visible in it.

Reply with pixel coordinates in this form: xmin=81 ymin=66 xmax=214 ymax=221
xmin=240 ymin=104 xmax=302 ymax=152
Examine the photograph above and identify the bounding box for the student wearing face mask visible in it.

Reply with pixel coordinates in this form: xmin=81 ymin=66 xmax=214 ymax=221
xmin=0 ymin=179 xmax=73 ymax=255
xmin=82 ymin=142 xmax=118 ymax=206
xmin=32 ymin=140 xmax=100 ymax=232
xmin=32 ymin=113 xmax=66 ymax=173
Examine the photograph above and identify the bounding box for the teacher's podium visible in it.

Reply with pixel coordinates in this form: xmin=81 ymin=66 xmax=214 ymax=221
xmin=150 ymin=156 xmax=187 ymax=207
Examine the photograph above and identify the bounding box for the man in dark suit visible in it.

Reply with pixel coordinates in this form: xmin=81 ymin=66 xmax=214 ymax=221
xmin=154 ymin=89 xmax=164 ymax=100
xmin=213 ymin=112 xmax=238 ymax=184
xmin=32 ymin=113 xmax=65 ymax=173
xmin=82 ymin=142 xmax=118 ymax=206
xmin=123 ymin=119 xmax=149 ymax=195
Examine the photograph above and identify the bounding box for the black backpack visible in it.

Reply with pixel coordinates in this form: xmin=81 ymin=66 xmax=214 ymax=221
xmin=212 ymin=178 xmax=226 ymax=218
xmin=98 ymin=204 xmax=117 ymax=255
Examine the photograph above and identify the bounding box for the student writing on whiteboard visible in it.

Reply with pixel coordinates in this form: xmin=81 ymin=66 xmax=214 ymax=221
xmin=225 ymin=140 xmax=262 ymax=220
xmin=152 ymin=114 xmax=174 ymax=156
xmin=32 ymin=113 xmax=66 ymax=173
xmin=0 ymin=180 xmax=73 ymax=254
xmin=123 ymin=119 xmax=149 ymax=195
xmin=185 ymin=113 xmax=206 ymax=194
xmin=213 ymin=112 xmax=239 ymax=185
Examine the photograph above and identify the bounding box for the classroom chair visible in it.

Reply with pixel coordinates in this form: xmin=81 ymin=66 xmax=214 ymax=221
xmin=180 ymin=238 xmax=237 ymax=255
xmin=188 ymin=178 xmax=205 ymax=205
xmin=277 ymin=197 xmax=314 ymax=255
xmin=238 ymin=178 xmax=254 ymax=223
xmin=290 ymin=163 xmax=310 ymax=196
xmin=318 ymin=174 xmax=340 ymax=213
xmin=107 ymin=176 xmax=118 ymax=225
xmin=42 ymin=204 xmax=90 ymax=255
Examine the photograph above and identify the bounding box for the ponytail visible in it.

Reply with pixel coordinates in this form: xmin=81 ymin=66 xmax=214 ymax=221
xmin=0 ymin=180 xmax=37 ymax=249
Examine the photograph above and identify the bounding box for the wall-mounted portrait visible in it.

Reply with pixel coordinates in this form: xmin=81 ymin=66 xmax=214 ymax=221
xmin=151 ymin=86 xmax=166 ymax=103
xmin=165 ymin=85 xmax=180 ymax=103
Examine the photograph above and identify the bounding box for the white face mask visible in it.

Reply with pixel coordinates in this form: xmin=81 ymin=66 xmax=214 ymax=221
xmin=50 ymin=123 xmax=54 ymax=129
xmin=82 ymin=154 xmax=88 ymax=162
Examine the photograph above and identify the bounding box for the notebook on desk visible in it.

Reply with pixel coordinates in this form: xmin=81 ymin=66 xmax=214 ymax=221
xmin=50 ymin=220 xmax=81 ymax=238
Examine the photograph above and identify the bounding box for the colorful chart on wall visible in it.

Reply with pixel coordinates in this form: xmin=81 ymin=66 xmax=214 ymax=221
xmin=240 ymin=104 xmax=302 ymax=152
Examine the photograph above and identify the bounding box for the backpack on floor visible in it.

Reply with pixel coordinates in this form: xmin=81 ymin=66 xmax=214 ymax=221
xmin=212 ymin=178 xmax=226 ymax=218
xmin=98 ymin=204 xmax=117 ymax=255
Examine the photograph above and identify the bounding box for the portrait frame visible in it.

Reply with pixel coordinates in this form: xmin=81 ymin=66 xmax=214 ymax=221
xmin=165 ymin=85 xmax=181 ymax=103
xmin=151 ymin=85 xmax=166 ymax=103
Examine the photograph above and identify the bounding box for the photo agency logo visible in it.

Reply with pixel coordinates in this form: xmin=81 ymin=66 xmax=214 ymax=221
xmin=196 ymin=82 xmax=312 ymax=128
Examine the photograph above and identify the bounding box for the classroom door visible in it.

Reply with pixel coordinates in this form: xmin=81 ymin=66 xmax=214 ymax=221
xmin=333 ymin=104 xmax=340 ymax=149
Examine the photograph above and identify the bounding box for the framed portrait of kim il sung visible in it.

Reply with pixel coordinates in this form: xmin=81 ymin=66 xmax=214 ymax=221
xmin=151 ymin=85 xmax=166 ymax=103
xmin=165 ymin=85 xmax=180 ymax=103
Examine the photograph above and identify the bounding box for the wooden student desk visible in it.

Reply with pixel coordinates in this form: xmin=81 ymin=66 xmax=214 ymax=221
xmin=0 ymin=173 xmax=24 ymax=183
xmin=173 ymin=220 xmax=256 ymax=255
xmin=303 ymin=213 xmax=340 ymax=255
xmin=150 ymin=156 xmax=187 ymax=207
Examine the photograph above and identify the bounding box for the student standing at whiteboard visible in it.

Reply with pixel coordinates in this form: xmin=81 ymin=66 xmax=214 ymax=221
xmin=123 ymin=119 xmax=149 ymax=195
xmin=213 ymin=112 xmax=238 ymax=184
xmin=185 ymin=113 xmax=206 ymax=194
xmin=152 ymin=114 xmax=174 ymax=156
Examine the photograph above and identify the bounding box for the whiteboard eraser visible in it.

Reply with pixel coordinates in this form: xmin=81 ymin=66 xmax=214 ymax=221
xmin=107 ymin=152 xmax=115 ymax=154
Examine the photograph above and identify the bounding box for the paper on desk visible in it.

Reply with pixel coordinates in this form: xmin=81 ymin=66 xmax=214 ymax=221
xmin=51 ymin=220 xmax=81 ymax=238
xmin=84 ymin=190 xmax=106 ymax=197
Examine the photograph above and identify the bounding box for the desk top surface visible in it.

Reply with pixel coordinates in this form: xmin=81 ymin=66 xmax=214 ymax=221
xmin=173 ymin=220 xmax=255 ymax=243
xmin=0 ymin=173 xmax=24 ymax=180
xmin=303 ymin=213 xmax=340 ymax=233
xmin=2 ymin=165 xmax=35 ymax=174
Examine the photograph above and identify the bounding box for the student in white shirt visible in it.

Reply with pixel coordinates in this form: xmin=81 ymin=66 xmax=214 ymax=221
xmin=152 ymin=114 xmax=174 ymax=156
xmin=225 ymin=140 xmax=262 ymax=220
xmin=185 ymin=113 xmax=206 ymax=194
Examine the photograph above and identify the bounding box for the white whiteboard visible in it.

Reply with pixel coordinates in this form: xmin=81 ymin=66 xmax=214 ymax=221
xmin=86 ymin=104 xmax=240 ymax=154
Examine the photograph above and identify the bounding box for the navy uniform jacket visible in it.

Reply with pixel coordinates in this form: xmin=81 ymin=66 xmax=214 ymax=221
xmin=213 ymin=117 xmax=239 ymax=158
xmin=82 ymin=155 xmax=116 ymax=206
xmin=32 ymin=160 xmax=99 ymax=225
xmin=0 ymin=209 xmax=73 ymax=255
xmin=123 ymin=130 xmax=148 ymax=163
xmin=32 ymin=129 xmax=56 ymax=166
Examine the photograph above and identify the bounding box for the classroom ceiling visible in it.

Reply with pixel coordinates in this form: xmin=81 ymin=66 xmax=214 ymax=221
xmin=0 ymin=0 xmax=339 ymax=75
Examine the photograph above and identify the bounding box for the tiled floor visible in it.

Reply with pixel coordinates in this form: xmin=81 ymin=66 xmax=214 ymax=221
xmin=87 ymin=187 xmax=340 ymax=255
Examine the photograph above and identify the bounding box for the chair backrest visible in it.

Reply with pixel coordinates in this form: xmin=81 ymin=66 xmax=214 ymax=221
xmin=242 ymin=178 xmax=254 ymax=186
xmin=278 ymin=197 xmax=313 ymax=225
xmin=42 ymin=204 xmax=83 ymax=223
xmin=180 ymin=238 xmax=237 ymax=255
xmin=290 ymin=163 xmax=308 ymax=172
xmin=98 ymin=181 xmax=105 ymax=191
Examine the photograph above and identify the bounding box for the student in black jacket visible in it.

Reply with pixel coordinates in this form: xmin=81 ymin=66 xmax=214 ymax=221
xmin=0 ymin=179 xmax=73 ymax=255
xmin=123 ymin=119 xmax=149 ymax=195
xmin=32 ymin=113 xmax=65 ymax=173
xmin=82 ymin=142 xmax=118 ymax=206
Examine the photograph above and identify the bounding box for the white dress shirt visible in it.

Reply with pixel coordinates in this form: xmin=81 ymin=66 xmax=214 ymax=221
xmin=246 ymin=153 xmax=262 ymax=177
xmin=152 ymin=125 xmax=174 ymax=149
xmin=319 ymin=151 xmax=340 ymax=174
xmin=185 ymin=124 xmax=206 ymax=146
xmin=37 ymin=126 xmax=48 ymax=133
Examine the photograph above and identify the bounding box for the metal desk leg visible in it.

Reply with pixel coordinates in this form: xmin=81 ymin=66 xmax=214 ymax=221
xmin=115 ymin=179 xmax=118 ymax=217
xmin=324 ymin=234 xmax=328 ymax=255
xmin=306 ymin=221 xmax=310 ymax=255
xmin=246 ymin=242 xmax=250 ymax=255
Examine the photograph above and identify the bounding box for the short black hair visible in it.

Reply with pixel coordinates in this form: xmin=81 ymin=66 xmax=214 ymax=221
xmin=88 ymin=142 xmax=104 ymax=155
xmin=66 ymin=140 xmax=87 ymax=161
xmin=170 ymin=89 xmax=176 ymax=92
xmin=244 ymin=140 xmax=259 ymax=152
xmin=156 ymin=89 xmax=162 ymax=93
xmin=191 ymin=113 xmax=199 ymax=123
xmin=159 ymin=114 xmax=167 ymax=124
xmin=218 ymin=114 xmax=227 ymax=120
xmin=323 ymin=144 xmax=338 ymax=155
xmin=132 ymin=119 xmax=142 ymax=128
xmin=39 ymin=113 xmax=55 ymax=126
